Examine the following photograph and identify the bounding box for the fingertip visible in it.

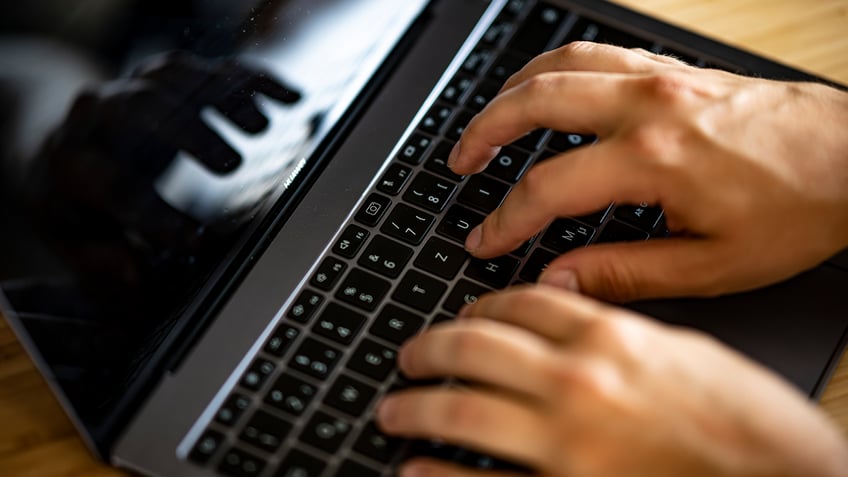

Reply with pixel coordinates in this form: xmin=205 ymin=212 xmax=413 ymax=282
xmin=464 ymin=225 xmax=483 ymax=254
xmin=538 ymin=268 xmax=580 ymax=293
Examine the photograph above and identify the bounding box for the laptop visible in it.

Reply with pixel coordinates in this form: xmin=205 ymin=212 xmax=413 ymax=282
xmin=1 ymin=0 xmax=846 ymax=476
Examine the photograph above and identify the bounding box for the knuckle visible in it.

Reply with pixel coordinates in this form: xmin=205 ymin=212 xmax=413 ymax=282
xmin=557 ymin=40 xmax=597 ymax=59
xmin=640 ymin=71 xmax=693 ymax=103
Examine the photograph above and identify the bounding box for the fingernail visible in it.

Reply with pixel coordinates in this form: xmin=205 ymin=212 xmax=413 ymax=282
xmin=465 ymin=225 xmax=482 ymax=253
xmin=539 ymin=269 xmax=580 ymax=292
xmin=377 ymin=397 xmax=396 ymax=426
xmin=456 ymin=304 xmax=472 ymax=320
xmin=447 ymin=142 xmax=461 ymax=169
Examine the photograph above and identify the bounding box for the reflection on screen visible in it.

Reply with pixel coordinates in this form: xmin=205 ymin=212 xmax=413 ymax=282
xmin=0 ymin=0 xmax=420 ymax=443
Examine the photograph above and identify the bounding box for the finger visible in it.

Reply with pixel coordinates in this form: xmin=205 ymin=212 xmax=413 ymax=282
xmin=538 ymin=237 xmax=729 ymax=302
xmin=457 ymin=285 xmax=609 ymax=342
xmin=398 ymin=319 xmax=555 ymax=399
xmin=399 ymin=458 xmax=528 ymax=477
xmin=378 ymin=388 xmax=553 ymax=468
xmin=465 ymin=143 xmax=659 ymax=258
xmin=448 ymin=70 xmax=635 ymax=176
xmin=500 ymin=41 xmax=670 ymax=93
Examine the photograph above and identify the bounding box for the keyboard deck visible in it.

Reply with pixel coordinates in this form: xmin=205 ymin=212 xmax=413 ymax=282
xmin=183 ymin=1 xmax=718 ymax=475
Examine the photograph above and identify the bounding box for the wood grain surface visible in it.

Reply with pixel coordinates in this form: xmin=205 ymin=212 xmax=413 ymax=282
xmin=1 ymin=0 xmax=846 ymax=475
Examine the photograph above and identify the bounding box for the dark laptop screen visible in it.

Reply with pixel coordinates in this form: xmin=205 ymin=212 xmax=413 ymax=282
xmin=0 ymin=0 xmax=422 ymax=439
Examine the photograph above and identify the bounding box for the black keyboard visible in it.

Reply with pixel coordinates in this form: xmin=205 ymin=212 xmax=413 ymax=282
xmin=185 ymin=1 xmax=717 ymax=475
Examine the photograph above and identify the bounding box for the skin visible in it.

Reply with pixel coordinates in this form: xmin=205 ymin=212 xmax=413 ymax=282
xmin=451 ymin=42 xmax=848 ymax=302
xmin=376 ymin=43 xmax=848 ymax=476
xmin=379 ymin=286 xmax=848 ymax=477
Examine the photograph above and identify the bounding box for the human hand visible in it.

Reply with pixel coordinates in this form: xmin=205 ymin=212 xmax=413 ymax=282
xmin=448 ymin=42 xmax=848 ymax=301
xmin=377 ymin=285 xmax=848 ymax=477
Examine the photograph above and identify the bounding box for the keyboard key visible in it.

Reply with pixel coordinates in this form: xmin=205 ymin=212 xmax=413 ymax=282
xmin=300 ymin=411 xmax=352 ymax=454
xmin=511 ymin=129 xmax=548 ymax=153
xmin=424 ymin=141 xmax=464 ymax=182
xmin=265 ymin=372 xmax=317 ymax=417
xmin=520 ymin=248 xmax=558 ymax=282
xmin=443 ymin=280 xmax=493 ymax=314
xmin=370 ymin=304 xmax=426 ymax=345
xmin=511 ymin=236 xmax=536 ymax=257
xmin=239 ymin=410 xmax=291 ymax=453
xmin=419 ymin=104 xmax=454 ymax=135
xmin=415 ymin=237 xmax=469 ymax=279
xmin=286 ymin=290 xmax=324 ymax=323
xmin=614 ymin=204 xmax=664 ymax=232
xmin=432 ymin=313 xmax=454 ymax=326
xmin=336 ymin=459 xmax=382 ymax=477
xmin=547 ymin=132 xmax=597 ymax=152
xmin=465 ymin=256 xmax=520 ymax=289
xmin=480 ymin=16 xmax=517 ymax=47
xmin=393 ymin=270 xmax=449 ymax=313
xmin=353 ymin=421 xmax=403 ymax=464
xmin=398 ymin=133 xmax=434 ymax=165
xmin=216 ymin=393 xmax=252 ymax=427
xmin=575 ymin=204 xmax=613 ymax=226
xmin=541 ymin=218 xmax=595 ymax=253
xmin=462 ymin=48 xmax=495 ymax=76
xmin=403 ymin=171 xmax=457 ymax=213
xmin=484 ymin=146 xmax=533 ymax=183
xmin=488 ymin=50 xmax=530 ymax=84
xmin=354 ymin=193 xmax=392 ymax=227
xmin=240 ymin=358 xmax=275 ymax=391
xmin=509 ymin=3 xmax=567 ymax=55
xmin=442 ymin=74 xmax=475 ymax=105
xmin=275 ymin=449 xmax=326 ymax=477
xmin=324 ymin=375 xmax=377 ymax=417
xmin=565 ymin=17 xmax=654 ymax=50
xmin=264 ymin=324 xmax=300 ymax=357
xmin=218 ymin=448 xmax=265 ymax=477
xmin=445 ymin=110 xmax=476 ymax=142
xmin=310 ymin=257 xmax=347 ymax=291
xmin=313 ymin=302 xmax=367 ymax=345
xmin=502 ymin=0 xmax=531 ymax=18
xmin=597 ymin=220 xmax=650 ymax=243
xmin=467 ymin=80 xmax=500 ymax=111
xmin=290 ymin=338 xmax=342 ymax=381
xmin=333 ymin=225 xmax=370 ymax=258
xmin=376 ymin=163 xmax=412 ymax=196
xmin=358 ymin=235 xmax=414 ymax=279
xmin=347 ymin=338 xmax=398 ymax=382
xmin=458 ymin=175 xmax=510 ymax=213
xmin=381 ymin=204 xmax=435 ymax=246
xmin=437 ymin=205 xmax=485 ymax=243
xmin=189 ymin=429 xmax=225 ymax=464
xmin=336 ymin=268 xmax=391 ymax=312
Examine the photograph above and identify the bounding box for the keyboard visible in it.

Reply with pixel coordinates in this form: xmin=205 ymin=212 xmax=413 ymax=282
xmin=184 ymin=1 xmax=718 ymax=475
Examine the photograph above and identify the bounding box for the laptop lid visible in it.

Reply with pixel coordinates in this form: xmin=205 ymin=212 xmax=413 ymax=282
xmin=0 ymin=0 xmax=429 ymax=456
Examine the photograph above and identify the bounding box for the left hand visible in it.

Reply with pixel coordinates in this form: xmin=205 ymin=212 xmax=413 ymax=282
xmin=377 ymin=285 xmax=848 ymax=477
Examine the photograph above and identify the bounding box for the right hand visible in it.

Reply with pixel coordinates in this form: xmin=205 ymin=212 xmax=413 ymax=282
xmin=449 ymin=42 xmax=848 ymax=302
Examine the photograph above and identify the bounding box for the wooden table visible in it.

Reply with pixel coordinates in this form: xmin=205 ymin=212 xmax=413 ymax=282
xmin=1 ymin=1 xmax=847 ymax=475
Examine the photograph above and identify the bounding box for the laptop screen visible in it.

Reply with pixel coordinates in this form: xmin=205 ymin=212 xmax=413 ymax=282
xmin=0 ymin=0 xmax=425 ymax=441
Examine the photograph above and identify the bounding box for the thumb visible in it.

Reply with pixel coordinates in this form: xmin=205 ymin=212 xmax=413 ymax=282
xmin=537 ymin=238 xmax=727 ymax=302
